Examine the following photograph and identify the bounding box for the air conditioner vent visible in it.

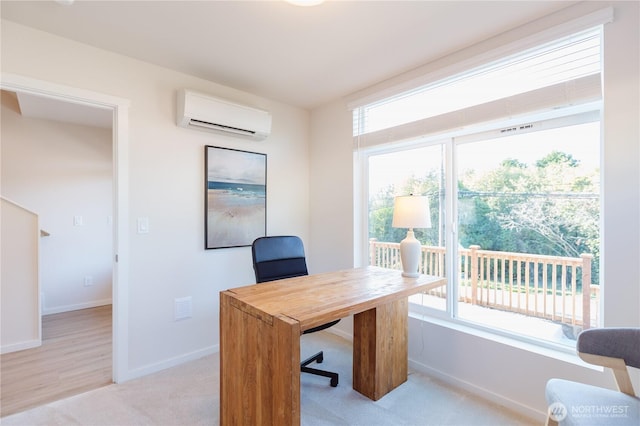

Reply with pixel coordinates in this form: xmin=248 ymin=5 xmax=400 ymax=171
xmin=177 ymin=89 xmax=271 ymax=140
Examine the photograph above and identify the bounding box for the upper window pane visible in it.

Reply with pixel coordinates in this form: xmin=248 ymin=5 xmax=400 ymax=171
xmin=354 ymin=28 xmax=601 ymax=136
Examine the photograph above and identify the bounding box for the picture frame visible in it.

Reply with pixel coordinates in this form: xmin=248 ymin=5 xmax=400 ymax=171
xmin=205 ymin=145 xmax=267 ymax=249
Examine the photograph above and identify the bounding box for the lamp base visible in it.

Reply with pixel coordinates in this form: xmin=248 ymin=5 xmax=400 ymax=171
xmin=399 ymin=229 xmax=421 ymax=278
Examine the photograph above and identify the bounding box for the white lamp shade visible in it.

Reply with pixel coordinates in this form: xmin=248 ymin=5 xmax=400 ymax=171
xmin=392 ymin=196 xmax=431 ymax=229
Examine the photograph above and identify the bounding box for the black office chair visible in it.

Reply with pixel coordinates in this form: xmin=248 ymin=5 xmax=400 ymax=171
xmin=252 ymin=235 xmax=339 ymax=387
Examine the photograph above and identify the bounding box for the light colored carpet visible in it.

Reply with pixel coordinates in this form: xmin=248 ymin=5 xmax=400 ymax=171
xmin=1 ymin=332 xmax=536 ymax=425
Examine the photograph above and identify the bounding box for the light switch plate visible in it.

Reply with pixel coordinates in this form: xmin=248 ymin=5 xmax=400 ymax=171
xmin=137 ymin=217 xmax=149 ymax=234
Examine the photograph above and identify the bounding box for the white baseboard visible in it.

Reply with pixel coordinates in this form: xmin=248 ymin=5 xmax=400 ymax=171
xmin=408 ymin=357 xmax=546 ymax=423
xmin=1 ymin=338 xmax=41 ymax=354
xmin=327 ymin=327 xmax=352 ymax=342
xmin=122 ymin=345 xmax=219 ymax=382
xmin=329 ymin=325 xmax=545 ymax=423
xmin=42 ymin=299 xmax=112 ymax=315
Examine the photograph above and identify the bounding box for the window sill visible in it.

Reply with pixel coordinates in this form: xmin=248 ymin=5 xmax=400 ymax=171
xmin=408 ymin=307 xmax=602 ymax=371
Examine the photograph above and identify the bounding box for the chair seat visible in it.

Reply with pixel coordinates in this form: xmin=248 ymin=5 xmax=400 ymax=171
xmin=303 ymin=319 xmax=340 ymax=335
xmin=546 ymin=378 xmax=640 ymax=426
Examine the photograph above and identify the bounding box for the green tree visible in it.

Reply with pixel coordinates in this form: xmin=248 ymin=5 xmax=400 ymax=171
xmin=369 ymin=150 xmax=600 ymax=284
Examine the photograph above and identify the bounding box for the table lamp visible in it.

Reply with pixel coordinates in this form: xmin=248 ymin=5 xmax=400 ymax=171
xmin=392 ymin=195 xmax=431 ymax=278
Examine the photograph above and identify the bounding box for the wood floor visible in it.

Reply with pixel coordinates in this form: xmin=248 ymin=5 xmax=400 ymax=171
xmin=0 ymin=305 xmax=112 ymax=417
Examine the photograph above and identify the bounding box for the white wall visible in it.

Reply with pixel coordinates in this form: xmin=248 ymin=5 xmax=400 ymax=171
xmin=0 ymin=198 xmax=40 ymax=353
xmin=1 ymin=93 xmax=113 ymax=314
xmin=308 ymin=100 xmax=354 ymax=273
xmin=1 ymin=19 xmax=310 ymax=378
xmin=309 ymin=0 xmax=639 ymax=421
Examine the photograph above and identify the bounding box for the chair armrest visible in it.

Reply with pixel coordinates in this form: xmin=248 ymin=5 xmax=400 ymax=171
xmin=578 ymin=351 xmax=636 ymax=396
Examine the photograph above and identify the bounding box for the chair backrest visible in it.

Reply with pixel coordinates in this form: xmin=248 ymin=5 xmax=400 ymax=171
xmin=577 ymin=327 xmax=640 ymax=396
xmin=577 ymin=327 xmax=640 ymax=369
xmin=252 ymin=236 xmax=308 ymax=283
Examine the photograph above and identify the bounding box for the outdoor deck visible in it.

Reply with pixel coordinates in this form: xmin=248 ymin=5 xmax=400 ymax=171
xmin=369 ymin=239 xmax=599 ymax=336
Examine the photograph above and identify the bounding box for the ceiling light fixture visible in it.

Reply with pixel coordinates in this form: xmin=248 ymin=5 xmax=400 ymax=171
xmin=285 ymin=0 xmax=325 ymax=6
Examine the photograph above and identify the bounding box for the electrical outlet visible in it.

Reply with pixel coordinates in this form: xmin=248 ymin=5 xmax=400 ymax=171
xmin=83 ymin=276 xmax=93 ymax=286
xmin=174 ymin=297 xmax=192 ymax=320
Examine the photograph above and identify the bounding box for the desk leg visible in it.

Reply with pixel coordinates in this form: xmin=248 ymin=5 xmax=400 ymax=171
xmin=220 ymin=291 xmax=301 ymax=425
xmin=352 ymin=298 xmax=408 ymax=400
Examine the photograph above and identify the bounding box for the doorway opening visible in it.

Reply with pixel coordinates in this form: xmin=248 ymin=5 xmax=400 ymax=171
xmin=0 ymin=74 xmax=129 ymax=414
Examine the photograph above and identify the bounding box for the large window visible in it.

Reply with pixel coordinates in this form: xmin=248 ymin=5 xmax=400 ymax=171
xmin=356 ymin=26 xmax=603 ymax=348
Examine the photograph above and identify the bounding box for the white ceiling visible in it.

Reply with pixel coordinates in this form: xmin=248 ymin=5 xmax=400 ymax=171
xmin=2 ymin=0 xmax=576 ymax=117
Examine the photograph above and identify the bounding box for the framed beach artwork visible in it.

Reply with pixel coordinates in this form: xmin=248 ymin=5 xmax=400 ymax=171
xmin=205 ymin=146 xmax=266 ymax=249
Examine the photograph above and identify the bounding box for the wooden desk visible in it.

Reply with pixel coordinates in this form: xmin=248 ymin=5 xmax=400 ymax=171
xmin=220 ymin=266 xmax=446 ymax=425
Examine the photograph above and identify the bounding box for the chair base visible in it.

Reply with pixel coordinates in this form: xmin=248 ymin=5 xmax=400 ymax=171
xmin=301 ymin=351 xmax=338 ymax=387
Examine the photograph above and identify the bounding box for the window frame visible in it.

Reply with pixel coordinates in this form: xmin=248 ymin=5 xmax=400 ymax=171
xmin=352 ymin=16 xmax=613 ymax=352
xmin=357 ymin=107 xmax=602 ymax=352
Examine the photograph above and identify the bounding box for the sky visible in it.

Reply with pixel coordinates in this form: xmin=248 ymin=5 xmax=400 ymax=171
xmin=368 ymin=121 xmax=600 ymax=197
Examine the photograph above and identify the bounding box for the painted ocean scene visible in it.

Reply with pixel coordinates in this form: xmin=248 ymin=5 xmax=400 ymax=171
xmin=206 ymin=147 xmax=266 ymax=248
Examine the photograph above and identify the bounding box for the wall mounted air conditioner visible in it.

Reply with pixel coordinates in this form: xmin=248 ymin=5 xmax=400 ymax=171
xmin=177 ymin=89 xmax=272 ymax=140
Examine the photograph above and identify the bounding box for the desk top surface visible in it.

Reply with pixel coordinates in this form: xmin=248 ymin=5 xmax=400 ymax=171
xmin=224 ymin=266 xmax=446 ymax=331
